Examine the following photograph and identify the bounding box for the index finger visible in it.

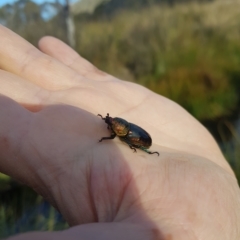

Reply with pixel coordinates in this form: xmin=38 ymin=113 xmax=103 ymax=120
xmin=38 ymin=36 xmax=112 ymax=82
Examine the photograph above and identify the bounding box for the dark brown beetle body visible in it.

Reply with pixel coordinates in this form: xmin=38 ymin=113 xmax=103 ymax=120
xmin=98 ymin=113 xmax=159 ymax=156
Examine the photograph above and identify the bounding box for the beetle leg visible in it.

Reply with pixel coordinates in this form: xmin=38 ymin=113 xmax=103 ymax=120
xmin=97 ymin=114 xmax=105 ymax=120
xmin=99 ymin=133 xmax=116 ymax=142
xmin=128 ymin=145 xmax=137 ymax=153
xmin=97 ymin=113 xmax=110 ymax=120
xmin=148 ymin=151 xmax=160 ymax=156
xmin=124 ymin=142 xmax=137 ymax=153
xmin=119 ymin=138 xmax=137 ymax=153
xmin=140 ymin=147 xmax=159 ymax=156
xmin=98 ymin=114 xmax=109 ymax=130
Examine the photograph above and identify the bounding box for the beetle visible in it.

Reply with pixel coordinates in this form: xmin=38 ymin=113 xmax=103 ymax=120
xmin=97 ymin=113 xmax=159 ymax=156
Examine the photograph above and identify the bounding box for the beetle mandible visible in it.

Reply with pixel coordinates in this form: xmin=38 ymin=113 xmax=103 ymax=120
xmin=97 ymin=113 xmax=159 ymax=156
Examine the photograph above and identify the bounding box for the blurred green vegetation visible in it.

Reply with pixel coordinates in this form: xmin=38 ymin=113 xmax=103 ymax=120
xmin=76 ymin=1 xmax=240 ymax=120
xmin=216 ymin=120 xmax=240 ymax=184
xmin=0 ymin=0 xmax=240 ymax=236
xmin=0 ymin=184 xmax=68 ymax=238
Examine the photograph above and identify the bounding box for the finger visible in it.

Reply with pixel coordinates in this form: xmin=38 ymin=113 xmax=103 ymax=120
xmin=0 ymin=25 xmax=83 ymax=90
xmin=39 ymin=36 xmax=96 ymax=72
xmin=39 ymin=36 xmax=113 ymax=82
xmin=0 ymin=70 xmax=50 ymax=111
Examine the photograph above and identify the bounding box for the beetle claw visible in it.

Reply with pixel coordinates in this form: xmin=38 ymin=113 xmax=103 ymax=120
xmin=140 ymin=147 xmax=160 ymax=156
xmin=146 ymin=150 xmax=160 ymax=156
xmin=149 ymin=151 xmax=160 ymax=156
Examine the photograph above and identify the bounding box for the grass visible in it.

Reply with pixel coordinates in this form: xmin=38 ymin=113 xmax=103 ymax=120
xmin=0 ymin=186 xmax=68 ymax=238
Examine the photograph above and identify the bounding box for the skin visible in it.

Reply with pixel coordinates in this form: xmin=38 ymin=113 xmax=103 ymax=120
xmin=0 ymin=25 xmax=239 ymax=240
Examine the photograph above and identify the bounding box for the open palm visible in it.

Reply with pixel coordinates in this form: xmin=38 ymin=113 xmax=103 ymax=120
xmin=0 ymin=25 xmax=239 ymax=240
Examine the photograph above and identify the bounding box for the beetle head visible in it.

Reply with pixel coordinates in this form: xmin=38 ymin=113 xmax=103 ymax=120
xmin=104 ymin=113 xmax=113 ymax=126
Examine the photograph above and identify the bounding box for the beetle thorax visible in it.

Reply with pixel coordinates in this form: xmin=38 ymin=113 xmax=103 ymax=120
xmin=111 ymin=118 xmax=130 ymax=136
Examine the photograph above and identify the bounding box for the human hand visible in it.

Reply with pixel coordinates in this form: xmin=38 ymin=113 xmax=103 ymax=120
xmin=0 ymin=25 xmax=239 ymax=240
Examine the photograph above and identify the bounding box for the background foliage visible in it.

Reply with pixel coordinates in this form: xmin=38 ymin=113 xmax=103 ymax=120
xmin=0 ymin=0 xmax=239 ymax=237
